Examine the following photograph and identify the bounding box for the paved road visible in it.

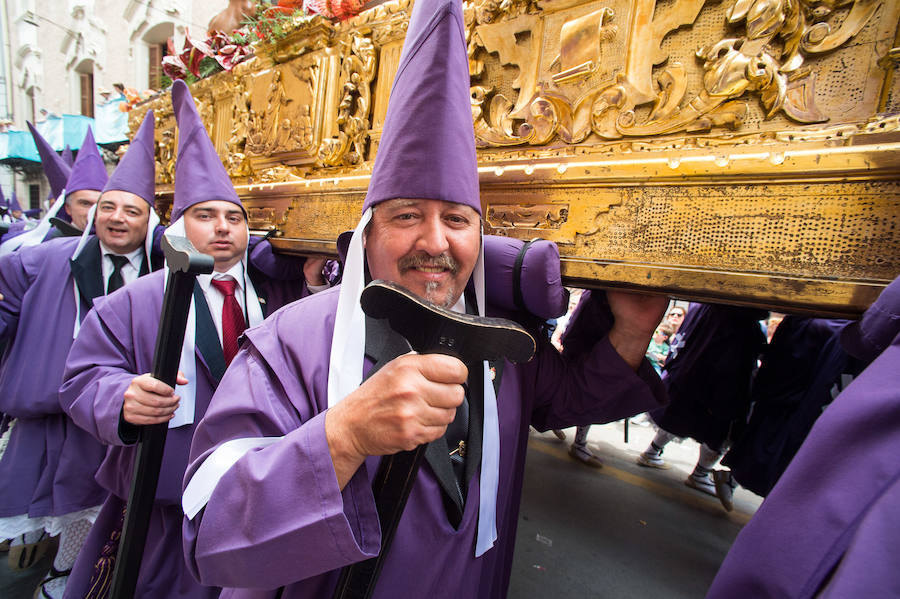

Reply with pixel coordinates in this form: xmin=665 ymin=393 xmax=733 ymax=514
xmin=509 ymin=423 xmax=762 ymax=599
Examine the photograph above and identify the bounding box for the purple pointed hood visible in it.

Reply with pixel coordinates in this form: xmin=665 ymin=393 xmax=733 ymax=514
xmin=0 ymin=186 xmax=6 ymax=208
xmin=170 ymin=80 xmax=242 ymax=222
xmin=27 ymin=121 xmax=72 ymax=199
xmin=841 ymin=276 xmax=900 ymax=362
xmin=66 ymin=128 xmax=108 ymax=194
xmin=9 ymin=192 xmax=22 ymax=212
xmin=363 ymin=0 xmax=479 ymax=215
xmin=62 ymin=145 xmax=75 ymax=167
xmin=101 ymin=110 xmax=157 ymax=207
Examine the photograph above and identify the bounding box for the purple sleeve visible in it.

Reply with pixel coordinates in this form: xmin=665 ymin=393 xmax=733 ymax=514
xmin=248 ymin=237 xmax=309 ymax=281
xmin=59 ymin=298 xmax=141 ymax=446
xmin=0 ymin=248 xmax=31 ymax=340
xmin=528 ymin=328 xmax=667 ymax=430
xmin=183 ymin=344 xmax=381 ymax=589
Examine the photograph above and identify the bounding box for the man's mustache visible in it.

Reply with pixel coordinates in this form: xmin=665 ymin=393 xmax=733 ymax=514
xmin=398 ymin=252 xmax=459 ymax=274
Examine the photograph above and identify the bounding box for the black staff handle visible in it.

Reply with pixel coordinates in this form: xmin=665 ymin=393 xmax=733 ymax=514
xmin=332 ymin=280 xmax=535 ymax=599
xmin=109 ymin=235 xmax=214 ymax=599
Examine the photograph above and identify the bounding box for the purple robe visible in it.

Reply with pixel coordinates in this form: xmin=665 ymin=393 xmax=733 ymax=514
xmin=182 ymin=286 xmax=666 ymax=598
xmin=0 ymin=236 xmax=122 ymax=520
xmin=721 ymin=317 xmax=861 ymax=496
xmin=60 ymin=267 xmax=309 ymax=599
xmin=0 ymin=220 xmax=30 ymax=244
xmin=652 ymin=303 xmax=767 ymax=450
xmin=706 ymin=322 xmax=900 ymax=597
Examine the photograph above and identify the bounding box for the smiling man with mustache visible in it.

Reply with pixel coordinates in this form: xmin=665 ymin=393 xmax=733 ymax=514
xmin=179 ymin=0 xmax=670 ymax=596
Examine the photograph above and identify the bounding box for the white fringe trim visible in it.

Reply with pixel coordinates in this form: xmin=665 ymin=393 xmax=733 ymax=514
xmin=0 ymin=505 xmax=102 ymax=539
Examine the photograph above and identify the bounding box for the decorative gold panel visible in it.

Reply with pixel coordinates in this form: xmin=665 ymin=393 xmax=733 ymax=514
xmin=133 ymin=0 xmax=900 ymax=315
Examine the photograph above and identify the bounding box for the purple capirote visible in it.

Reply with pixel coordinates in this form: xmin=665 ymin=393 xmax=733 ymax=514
xmin=101 ymin=110 xmax=157 ymax=207
xmin=362 ymin=0 xmax=479 ymax=215
xmin=170 ymin=80 xmax=241 ymax=222
xmin=66 ymin=127 xmax=109 ymax=194
xmin=27 ymin=121 xmax=72 ymax=199
xmin=8 ymin=192 xmax=22 ymax=212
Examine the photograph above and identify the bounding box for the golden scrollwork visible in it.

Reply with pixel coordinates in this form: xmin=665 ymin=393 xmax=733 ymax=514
xmin=486 ymin=204 xmax=569 ymax=229
xmin=470 ymin=0 xmax=885 ymax=146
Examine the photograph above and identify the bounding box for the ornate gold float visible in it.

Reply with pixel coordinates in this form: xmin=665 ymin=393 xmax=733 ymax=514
xmin=133 ymin=0 xmax=900 ymax=315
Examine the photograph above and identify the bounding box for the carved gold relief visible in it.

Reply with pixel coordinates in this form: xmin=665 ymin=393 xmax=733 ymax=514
xmin=486 ymin=203 xmax=569 ymax=229
xmin=470 ymin=0 xmax=886 ymax=146
xmin=318 ymin=34 xmax=377 ymax=167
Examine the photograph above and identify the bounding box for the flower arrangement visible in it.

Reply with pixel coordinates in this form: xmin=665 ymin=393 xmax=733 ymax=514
xmin=161 ymin=30 xmax=255 ymax=84
xmin=117 ymin=88 xmax=155 ymax=112
xmin=159 ymin=0 xmax=368 ymax=85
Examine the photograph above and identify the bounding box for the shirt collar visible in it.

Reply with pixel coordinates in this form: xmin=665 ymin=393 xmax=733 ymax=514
xmin=99 ymin=240 xmax=144 ymax=269
xmin=198 ymin=261 xmax=245 ymax=295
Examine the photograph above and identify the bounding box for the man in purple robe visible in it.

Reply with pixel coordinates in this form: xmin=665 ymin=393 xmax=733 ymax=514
xmin=0 ymin=126 xmax=106 ymax=252
xmin=706 ymin=274 xmax=900 ymax=598
xmin=59 ymin=79 xmax=322 ymax=599
xmin=0 ymin=111 xmax=160 ymax=597
xmin=711 ymin=316 xmax=863 ymax=509
xmin=180 ymin=0 xmax=668 ymax=596
xmin=636 ymin=303 xmax=767 ymax=494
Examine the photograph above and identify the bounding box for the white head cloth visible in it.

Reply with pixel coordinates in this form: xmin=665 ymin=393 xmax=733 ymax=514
xmin=0 ymin=189 xmax=68 ymax=257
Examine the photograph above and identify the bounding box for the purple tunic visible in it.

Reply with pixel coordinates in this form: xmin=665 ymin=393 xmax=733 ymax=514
xmin=721 ymin=317 xmax=859 ymax=496
xmin=706 ymin=319 xmax=900 ymax=596
xmin=183 ymin=286 xmax=666 ymax=598
xmin=60 ymin=268 xmax=309 ymax=599
xmin=0 ymin=236 xmax=109 ymax=519
xmin=652 ymin=303 xmax=767 ymax=450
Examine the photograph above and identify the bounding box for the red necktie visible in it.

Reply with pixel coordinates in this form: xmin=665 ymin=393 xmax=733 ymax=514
xmin=210 ymin=278 xmax=247 ymax=365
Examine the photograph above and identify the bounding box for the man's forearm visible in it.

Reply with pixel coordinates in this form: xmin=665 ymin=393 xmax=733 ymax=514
xmin=608 ymin=326 xmax=653 ymax=371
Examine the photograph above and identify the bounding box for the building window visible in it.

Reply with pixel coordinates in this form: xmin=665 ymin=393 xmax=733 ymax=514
xmin=148 ymin=41 xmax=169 ymax=90
xmin=28 ymin=184 xmax=40 ymax=210
xmin=79 ymin=71 xmax=94 ymax=117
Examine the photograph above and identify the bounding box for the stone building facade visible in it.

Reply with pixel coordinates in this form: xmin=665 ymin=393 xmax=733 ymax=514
xmin=1 ymin=0 xmax=221 ymax=204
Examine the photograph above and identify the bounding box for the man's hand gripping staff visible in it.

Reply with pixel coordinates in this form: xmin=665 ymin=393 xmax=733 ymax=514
xmin=329 ymin=280 xmax=536 ymax=599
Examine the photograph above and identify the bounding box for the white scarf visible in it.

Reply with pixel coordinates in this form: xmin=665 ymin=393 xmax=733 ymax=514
xmin=327 ymin=207 xmax=499 ymax=558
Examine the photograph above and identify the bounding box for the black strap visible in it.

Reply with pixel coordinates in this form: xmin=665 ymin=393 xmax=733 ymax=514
xmin=512 ymin=239 xmax=538 ymax=313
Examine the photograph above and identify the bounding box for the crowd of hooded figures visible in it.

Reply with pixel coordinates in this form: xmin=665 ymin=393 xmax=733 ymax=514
xmin=1 ymin=0 xmax=899 ymax=597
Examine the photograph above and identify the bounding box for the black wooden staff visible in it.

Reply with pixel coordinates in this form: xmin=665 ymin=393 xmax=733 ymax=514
xmin=109 ymin=235 xmax=214 ymax=599
xmin=332 ymin=280 xmax=536 ymax=599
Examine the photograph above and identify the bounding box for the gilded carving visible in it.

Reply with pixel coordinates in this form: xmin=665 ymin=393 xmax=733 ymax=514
xmin=470 ymin=0 xmax=884 ymax=146
xmin=158 ymin=129 xmax=176 ymax=185
xmin=486 ymin=203 xmax=569 ymax=229
xmin=318 ymin=34 xmax=377 ymax=167
xmin=127 ymin=0 xmax=900 ymax=315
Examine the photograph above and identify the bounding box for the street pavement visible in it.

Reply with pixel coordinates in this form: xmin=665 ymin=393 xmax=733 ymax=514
xmin=509 ymin=421 xmax=762 ymax=599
